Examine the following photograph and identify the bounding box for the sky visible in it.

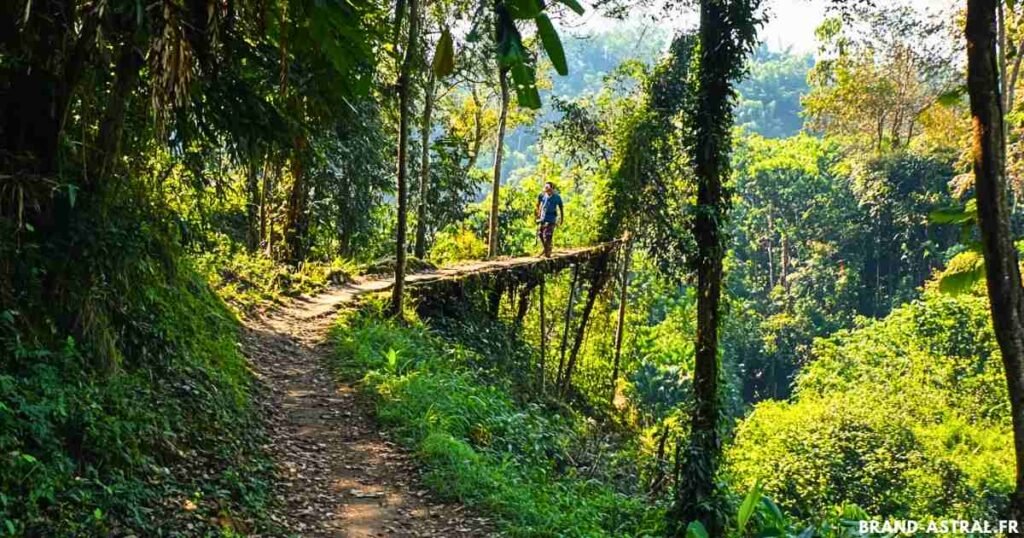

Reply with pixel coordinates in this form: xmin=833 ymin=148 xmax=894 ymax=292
xmin=763 ymin=0 xmax=959 ymax=52
xmin=760 ymin=0 xmax=828 ymax=52
xmin=573 ymin=0 xmax=959 ymax=54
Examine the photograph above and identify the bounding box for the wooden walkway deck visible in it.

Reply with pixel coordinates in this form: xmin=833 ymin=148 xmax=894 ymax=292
xmin=266 ymin=242 xmax=622 ymax=324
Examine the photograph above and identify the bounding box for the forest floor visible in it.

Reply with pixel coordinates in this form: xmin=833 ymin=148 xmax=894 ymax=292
xmin=240 ymin=247 xmax=609 ymax=536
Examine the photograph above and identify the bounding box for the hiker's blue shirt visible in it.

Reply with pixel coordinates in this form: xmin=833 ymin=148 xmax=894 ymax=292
xmin=538 ymin=192 xmax=563 ymax=224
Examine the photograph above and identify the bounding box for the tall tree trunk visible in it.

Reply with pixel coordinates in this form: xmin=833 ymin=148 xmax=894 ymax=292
xmin=337 ymin=173 xmax=350 ymax=257
xmin=259 ymin=158 xmax=272 ymax=251
xmin=766 ymin=208 xmax=774 ymax=290
xmin=464 ymin=88 xmax=485 ymax=174
xmin=649 ymin=424 xmax=671 ymax=496
xmin=671 ymin=0 xmax=739 ymax=532
xmin=1001 ymin=1 xmax=1008 ymax=111
xmin=284 ymin=135 xmax=308 ymax=263
xmin=779 ymin=231 xmax=789 ymax=292
xmin=246 ymin=160 xmax=261 ymax=252
xmin=2 ymin=4 xmax=97 ymax=181
xmin=1007 ymin=36 xmax=1024 ymax=111
xmin=414 ymin=71 xmax=436 ymax=259
xmin=876 ymin=116 xmax=885 ymax=153
xmin=610 ymin=238 xmax=633 ymax=402
xmin=874 ymin=234 xmax=882 ymax=315
xmin=267 ymin=208 xmax=275 ymax=258
xmin=390 ymin=0 xmax=419 ymax=317
xmin=264 ymin=161 xmax=280 ymax=257
xmin=487 ymin=69 xmax=510 ymax=258
xmin=91 ymin=43 xmax=144 ymax=193
xmin=966 ymin=0 xmax=1024 ymax=519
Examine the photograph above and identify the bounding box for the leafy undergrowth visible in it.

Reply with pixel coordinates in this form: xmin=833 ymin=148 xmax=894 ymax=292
xmin=1 ymin=213 xmax=281 ymax=536
xmin=330 ymin=304 xmax=665 ymax=537
xmin=192 ymin=240 xmax=354 ymax=313
xmin=359 ymin=256 xmax=438 ymax=277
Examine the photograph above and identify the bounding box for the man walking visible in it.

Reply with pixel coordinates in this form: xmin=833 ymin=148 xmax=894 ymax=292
xmin=535 ymin=181 xmax=564 ymax=257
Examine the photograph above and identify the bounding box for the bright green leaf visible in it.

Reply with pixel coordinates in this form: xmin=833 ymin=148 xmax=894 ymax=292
xmin=938 ymin=250 xmax=986 ymax=294
xmin=432 ymin=29 xmax=455 ymax=78
xmin=496 ymin=23 xmax=526 ymax=68
xmin=929 ymin=199 xmax=977 ymax=225
xmin=686 ymin=521 xmax=709 ymax=538
xmin=737 ymin=479 xmax=762 ymax=532
xmin=535 ymin=14 xmax=568 ymax=76
xmin=509 ymin=62 xmax=541 ymax=109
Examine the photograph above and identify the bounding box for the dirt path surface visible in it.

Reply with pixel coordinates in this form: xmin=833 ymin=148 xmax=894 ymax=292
xmin=240 ymin=246 xmax=616 ymax=536
xmin=243 ymin=295 xmax=492 ymax=537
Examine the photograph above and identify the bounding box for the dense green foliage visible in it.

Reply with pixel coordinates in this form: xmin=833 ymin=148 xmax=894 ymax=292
xmin=1 ymin=0 xmax=385 ymax=532
xmin=331 ymin=305 xmax=665 ymax=536
xmin=727 ymin=135 xmax=960 ymax=400
xmin=729 ymin=284 xmax=1013 ymax=522
xmin=0 ymin=208 xmax=276 ymax=535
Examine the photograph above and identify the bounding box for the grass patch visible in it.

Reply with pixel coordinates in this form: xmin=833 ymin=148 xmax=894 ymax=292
xmin=330 ymin=306 xmax=664 ymax=537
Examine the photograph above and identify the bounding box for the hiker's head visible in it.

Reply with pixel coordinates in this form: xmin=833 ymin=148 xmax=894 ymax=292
xmin=543 ymin=181 xmax=554 ymax=194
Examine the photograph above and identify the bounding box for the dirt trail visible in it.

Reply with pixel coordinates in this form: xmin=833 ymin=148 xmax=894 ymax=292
xmin=243 ymin=290 xmax=490 ymax=536
xmin=241 ymin=247 xmax=613 ymax=536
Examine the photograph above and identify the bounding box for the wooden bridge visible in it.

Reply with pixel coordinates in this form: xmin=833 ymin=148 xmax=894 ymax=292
xmin=263 ymin=240 xmax=625 ymax=397
xmin=403 ymin=241 xmax=620 ymax=292
xmin=270 ymin=241 xmax=623 ymax=324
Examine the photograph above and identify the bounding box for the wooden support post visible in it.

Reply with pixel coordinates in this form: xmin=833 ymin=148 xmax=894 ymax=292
xmin=556 ymin=264 xmax=580 ymax=388
xmin=609 ymin=237 xmax=633 ymax=403
xmin=560 ymin=253 xmax=612 ymax=396
xmin=487 ymin=278 xmax=504 ymax=318
xmin=513 ymin=281 xmax=535 ymax=333
xmin=561 ymin=278 xmax=600 ymax=394
xmin=539 ymin=276 xmax=547 ymax=394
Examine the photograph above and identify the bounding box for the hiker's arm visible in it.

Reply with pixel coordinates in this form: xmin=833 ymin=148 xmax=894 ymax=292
xmin=535 ymin=198 xmax=541 ymax=218
xmin=558 ymin=201 xmax=564 ymax=225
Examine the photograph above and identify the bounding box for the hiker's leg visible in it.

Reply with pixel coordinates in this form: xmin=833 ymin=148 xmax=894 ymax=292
xmin=543 ymin=224 xmax=554 ymax=256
